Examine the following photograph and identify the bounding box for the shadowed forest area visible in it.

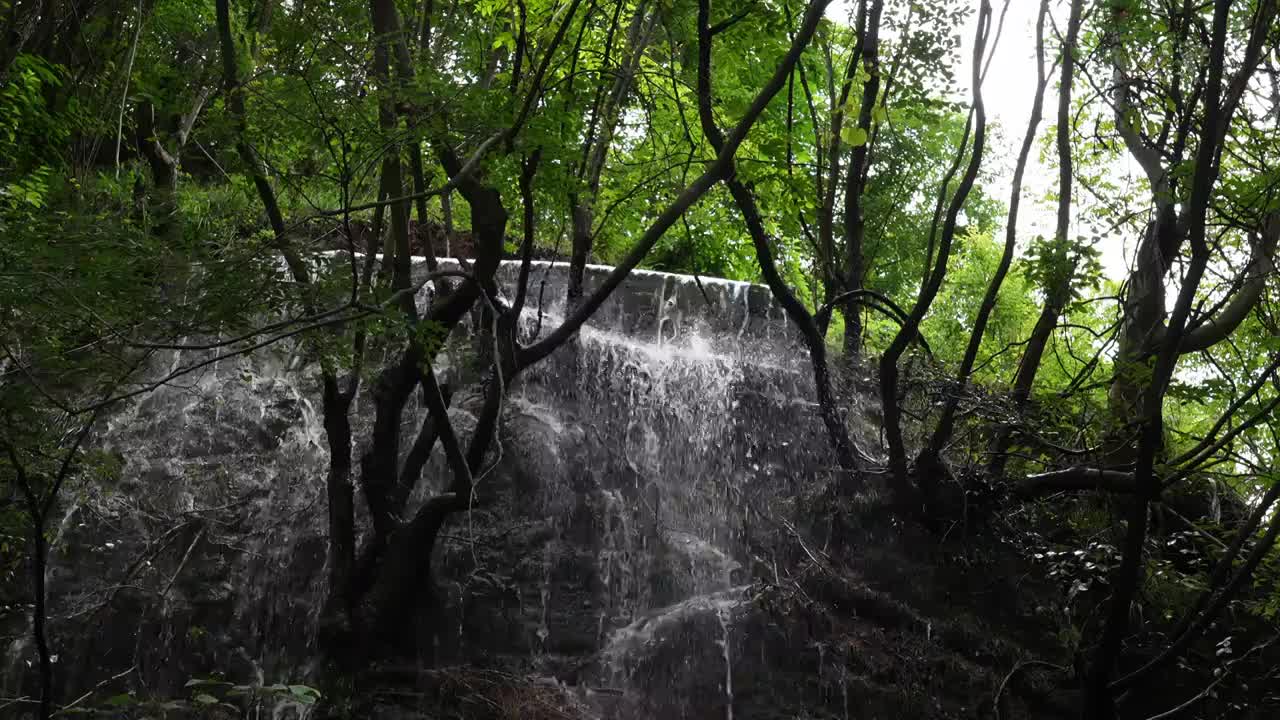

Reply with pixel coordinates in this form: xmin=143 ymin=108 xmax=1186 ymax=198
xmin=2 ymin=0 xmax=1280 ymax=718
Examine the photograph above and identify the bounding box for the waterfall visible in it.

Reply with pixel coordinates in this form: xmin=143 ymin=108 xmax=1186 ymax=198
xmin=456 ymin=259 xmax=832 ymax=717
xmin=4 ymin=256 xmax=871 ymax=717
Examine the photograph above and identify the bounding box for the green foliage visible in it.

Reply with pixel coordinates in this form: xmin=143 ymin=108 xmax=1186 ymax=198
xmin=185 ymin=676 xmax=322 ymax=708
xmin=920 ymin=229 xmax=1038 ymax=381
xmin=1020 ymin=233 xmax=1103 ymax=307
xmin=0 ymin=55 xmax=81 ymax=207
xmin=65 ymin=677 xmax=322 ymax=715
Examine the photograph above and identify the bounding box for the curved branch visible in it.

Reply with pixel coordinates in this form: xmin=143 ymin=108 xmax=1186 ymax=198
xmin=692 ymin=0 xmax=862 ymax=475
xmin=818 ymin=288 xmax=932 ymax=357
xmin=880 ymin=0 xmax=993 ymax=506
xmin=517 ymin=0 xmax=835 ymax=369
xmin=1174 ymin=214 xmax=1279 ymax=354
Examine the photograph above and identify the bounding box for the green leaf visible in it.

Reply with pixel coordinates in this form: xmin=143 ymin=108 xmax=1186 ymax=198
xmin=842 ymin=126 xmax=868 ymax=147
xmin=492 ymin=31 xmax=514 ymax=50
xmin=194 ymin=693 xmax=219 ymax=705
xmin=104 ymin=693 xmax=135 ymax=707
xmin=289 ymin=684 xmax=321 ymax=704
xmin=185 ymin=678 xmax=231 ymax=688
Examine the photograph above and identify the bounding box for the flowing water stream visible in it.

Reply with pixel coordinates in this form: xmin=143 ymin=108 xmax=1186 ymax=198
xmin=470 ymin=260 xmax=843 ymax=717
xmin=3 ymin=259 xmax=876 ymax=718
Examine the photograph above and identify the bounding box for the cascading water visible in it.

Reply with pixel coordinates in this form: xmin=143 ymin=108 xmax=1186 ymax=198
xmin=450 ymin=260 xmax=844 ymax=718
xmin=1 ymin=344 xmax=334 ymax=701
xmin=3 ymin=257 xmax=873 ymax=718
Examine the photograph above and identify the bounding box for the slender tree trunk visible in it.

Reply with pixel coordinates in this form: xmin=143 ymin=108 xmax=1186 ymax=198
xmin=216 ymin=0 xmax=311 ymax=284
xmin=6 ymin=438 xmax=90 ymax=720
xmin=218 ymin=0 xmax=363 ymax=663
xmin=1085 ymin=3 xmax=1235 ymax=713
xmin=568 ymin=201 xmax=591 ymax=302
xmin=113 ymin=0 xmax=143 ymax=178
xmin=839 ymin=0 xmax=883 ymax=358
xmin=3 ymin=412 xmax=98 ymax=720
xmin=369 ymin=0 xmax=415 ymax=312
xmin=409 ymin=145 xmax=438 ymax=271
xmin=441 ymin=192 xmax=453 ymax=257
xmin=815 ymin=0 xmax=868 ymax=314
xmin=319 ymin=379 xmax=356 ymax=654
xmin=984 ymin=0 xmax=1081 ymax=478
xmin=27 ymin=504 xmax=52 ymax=720
xmin=567 ymin=2 xmax=654 ymax=306
xmin=932 ymin=0 xmax=1050 ymax=471
xmin=135 ymin=101 xmax=181 ymax=246
xmin=879 ymin=0 xmax=991 ymax=512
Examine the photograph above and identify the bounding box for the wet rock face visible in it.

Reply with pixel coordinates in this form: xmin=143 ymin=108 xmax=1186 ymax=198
xmin=1 ymin=349 xmax=334 ymax=702
xmin=427 ymin=261 xmax=845 ymax=678
xmin=3 ymin=260 xmax=875 ymax=713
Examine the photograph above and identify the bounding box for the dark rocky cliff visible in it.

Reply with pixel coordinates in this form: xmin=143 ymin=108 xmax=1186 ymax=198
xmin=2 ymin=261 xmax=1069 ymax=719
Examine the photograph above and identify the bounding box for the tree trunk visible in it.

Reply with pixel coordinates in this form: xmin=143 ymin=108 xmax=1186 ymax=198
xmin=1105 ymin=206 xmax=1177 ymax=463
xmin=932 ymin=0 xmax=1050 ymax=471
xmin=409 ymin=144 xmax=439 ymax=271
xmin=567 ymin=2 xmax=654 ymax=306
xmin=1085 ymin=2 xmax=1237 ymax=712
xmin=985 ymin=298 xmax=1063 ymax=478
xmin=838 ymin=0 xmax=882 ymax=359
xmin=27 ymin=503 xmax=52 ymax=720
xmin=568 ymin=201 xmax=591 ymax=302
xmin=369 ymin=0 xmax=415 ymax=311
xmin=983 ymin=0 xmax=1081 ymax=478
xmin=134 ymin=101 xmax=181 ymax=247
xmin=879 ymin=0 xmax=991 ymax=512
xmin=319 ymin=379 xmax=356 ymax=659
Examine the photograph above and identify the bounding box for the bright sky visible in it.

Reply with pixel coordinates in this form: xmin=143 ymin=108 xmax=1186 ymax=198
xmin=959 ymin=0 xmax=1135 ymax=280
xmin=828 ymin=0 xmax=1138 ymax=280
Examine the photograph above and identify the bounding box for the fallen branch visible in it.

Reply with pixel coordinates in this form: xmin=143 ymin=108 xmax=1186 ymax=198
xmin=1018 ymin=466 xmax=1138 ymax=496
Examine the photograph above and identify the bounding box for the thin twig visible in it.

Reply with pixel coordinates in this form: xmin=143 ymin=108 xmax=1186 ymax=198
xmin=114 ymin=0 xmax=144 ymax=178
xmin=994 ymin=659 xmax=1067 ymax=720
xmin=1138 ymin=634 xmax=1278 ymax=720
xmin=53 ymin=665 xmax=136 ymax=716
xmin=161 ymin=526 xmax=206 ymax=599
